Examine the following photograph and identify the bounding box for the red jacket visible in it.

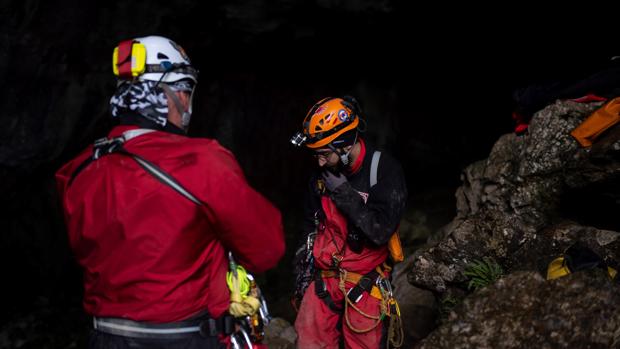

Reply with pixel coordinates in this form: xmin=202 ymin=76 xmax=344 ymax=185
xmin=56 ymin=125 xmax=285 ymax=322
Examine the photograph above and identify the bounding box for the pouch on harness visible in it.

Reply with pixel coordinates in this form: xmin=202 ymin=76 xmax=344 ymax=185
xmin=70 ymin=129 xmax=271 ymax=347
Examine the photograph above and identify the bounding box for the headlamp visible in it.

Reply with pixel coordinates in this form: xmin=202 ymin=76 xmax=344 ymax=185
xmin=290 ymin=132 xmax=307 ymax=147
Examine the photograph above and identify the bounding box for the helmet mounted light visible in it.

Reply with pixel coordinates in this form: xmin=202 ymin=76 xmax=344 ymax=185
xmin=290 ymin=132 xmax=307 ymax=147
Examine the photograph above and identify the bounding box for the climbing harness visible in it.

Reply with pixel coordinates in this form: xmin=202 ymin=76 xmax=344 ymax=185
xmin=315 ymin=263 xmax=403 ymax=348
xmin=93 ymin=312 xmax=234 ymax=339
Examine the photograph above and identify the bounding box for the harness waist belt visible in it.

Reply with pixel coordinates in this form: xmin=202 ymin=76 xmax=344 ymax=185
xmin=320 ymin=269 xmax=383 ymax=300
xmin=93 ymin=313 xmax=234 ymax=339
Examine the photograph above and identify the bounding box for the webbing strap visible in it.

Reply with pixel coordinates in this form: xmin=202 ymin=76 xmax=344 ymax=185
xmin=93 ymin=313 xmax=235 ymax=339
xmin=68 ymin=129 xmax=204 ymax=207
xmin=159 ymin=83 xmax=187 ymax=120
xmin=346 ymin=269 xmax=380 ymax=304
xmin=370 ymin=151 xmax=381 ymax=188
xmin=125 ymin=150 xmax=202 ymax=206
xmin=314 ymin=273 xmax=343 ymax=313
xmin=122 ymin=128 xmax=155 ymax=141
xmin=320 ymin=270 xmax=383 ymax=300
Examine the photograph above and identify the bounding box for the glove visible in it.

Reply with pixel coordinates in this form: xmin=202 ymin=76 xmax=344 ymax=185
xmin=321 ymin=170 xmax=347 ymax=192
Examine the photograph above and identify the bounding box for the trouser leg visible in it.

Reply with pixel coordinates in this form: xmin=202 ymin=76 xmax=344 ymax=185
xmin=295 ymin=280 xmax=342 ymax=349
xmin=341 ymin=288 xmax=384 ymax=349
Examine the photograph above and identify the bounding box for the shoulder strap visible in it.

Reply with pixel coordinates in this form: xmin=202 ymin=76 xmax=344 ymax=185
xmin=127 ymin=151 xmax=203 ymax=206
xmin=122 ymin=128 xmax=155 ymax=141
xmin=68 ymin=129 xmax=204 ymax=207
xmin=370 ymin=151 xmax=381 ymax=188
xmin=69 ymin=129 xmax=154 ymax=186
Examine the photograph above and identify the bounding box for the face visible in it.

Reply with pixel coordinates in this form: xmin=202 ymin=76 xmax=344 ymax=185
xmin=313 ymin=148 xmax=340 ymax=168
xmin=166 ymin=91 xmax=191 ymax=129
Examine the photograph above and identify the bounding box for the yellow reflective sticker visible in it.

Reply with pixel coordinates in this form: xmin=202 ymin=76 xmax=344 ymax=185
xmin=112 ymin=43 xmax=146 ymax=77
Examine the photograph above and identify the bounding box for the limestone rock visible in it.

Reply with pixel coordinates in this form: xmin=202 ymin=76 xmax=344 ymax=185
xmin=417 ymin=271 xmax=620 ymax=349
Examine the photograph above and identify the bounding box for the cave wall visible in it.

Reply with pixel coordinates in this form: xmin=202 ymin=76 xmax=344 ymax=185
xmin=1 ymin=0 xmax=619 ymax=332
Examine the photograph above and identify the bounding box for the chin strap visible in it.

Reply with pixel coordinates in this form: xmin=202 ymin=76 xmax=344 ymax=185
xmin=328 ymin=132 xmax=358 ymax=167
xmin=159 ymin=83 xmax=193 ymax=132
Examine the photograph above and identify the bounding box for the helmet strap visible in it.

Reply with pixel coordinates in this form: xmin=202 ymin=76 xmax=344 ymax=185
xmin=160 ymin=83 xmax=191 ymax=133
xmin=328 ymin=131 xmax=358 ymax=167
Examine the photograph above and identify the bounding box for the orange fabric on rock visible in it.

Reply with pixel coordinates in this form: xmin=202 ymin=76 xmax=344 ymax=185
xmin=571 ymin=97 xmax=620 ymax=147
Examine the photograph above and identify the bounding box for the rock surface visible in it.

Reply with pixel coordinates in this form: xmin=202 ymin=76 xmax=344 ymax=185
xmin=263 ymin=317 xmax=297 ymax=349
xmin=417 ymin=271 xmax=620 ymax=349
xmin=408 ymin=99 xmax=620 ymax=347
xmin=409 ymin=100 xmax=620 ymax=293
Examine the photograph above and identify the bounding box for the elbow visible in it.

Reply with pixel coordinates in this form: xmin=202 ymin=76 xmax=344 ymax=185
xmin=266 ymin=236 xmax=286 ymax=270
xmin=246 ymin=228 xmax=286 ymax=274
xmin=248 ymin=241 xmax=284 ymax=274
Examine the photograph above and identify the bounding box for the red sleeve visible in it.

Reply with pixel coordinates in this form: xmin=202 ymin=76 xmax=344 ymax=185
xmin=201 ymin=143 xmax=285 ymax=274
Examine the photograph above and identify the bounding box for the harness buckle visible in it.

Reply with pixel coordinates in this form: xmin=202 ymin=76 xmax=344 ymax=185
xmin=199 ymin=318 xmax=218 ymax=337
xmin=346 ymin=286 xmax=364 ymax=303
xmin=331 ymin=253 xmax=343 ymax=268
xmin=315 ymin=276 xmax=329 ymax=299
xmin=93 ymin=136 xmax=125 ymax=159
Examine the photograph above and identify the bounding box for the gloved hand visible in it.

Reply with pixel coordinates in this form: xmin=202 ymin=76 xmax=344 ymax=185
xmin=321 ymin=170 xmax=347 ymax=192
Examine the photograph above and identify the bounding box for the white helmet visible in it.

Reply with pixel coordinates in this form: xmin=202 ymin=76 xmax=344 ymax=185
xmin=113 ymin=35 xmax=198 ymax=84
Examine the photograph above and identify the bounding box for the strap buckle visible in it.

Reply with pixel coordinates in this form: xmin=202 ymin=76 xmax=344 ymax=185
xmin=199 ymin=315 xmax=235 ymax=337
xmin=315 ymin=275 xmax=329 ymax=299
xmin=199 ymin=318 xmax=218 ymax=337
xmin=93 ymin=136 xmax=124 ymax=160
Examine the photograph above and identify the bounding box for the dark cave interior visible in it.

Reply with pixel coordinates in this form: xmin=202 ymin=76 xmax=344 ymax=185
xmin=1 ymin=1 xmax=619 ymax=344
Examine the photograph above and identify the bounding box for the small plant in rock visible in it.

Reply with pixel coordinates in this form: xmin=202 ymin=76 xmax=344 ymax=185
xmin=438 ymin=294 xmax=461 ymax=322
xmin=464 ymin=257 xmax=504 ymax=291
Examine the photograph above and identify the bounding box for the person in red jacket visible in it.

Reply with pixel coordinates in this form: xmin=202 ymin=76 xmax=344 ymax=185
xmin=55 ymin=36 xmax=285 ymax=349
xmin=290 ymin=96 xmax=407 ymax=348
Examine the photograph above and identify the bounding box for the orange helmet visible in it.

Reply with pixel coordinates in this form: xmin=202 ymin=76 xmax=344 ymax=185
xmin=292 ymin=97 xmax=360 ymax=149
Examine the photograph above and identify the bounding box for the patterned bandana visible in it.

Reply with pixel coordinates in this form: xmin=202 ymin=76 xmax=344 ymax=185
xmin=109 ymin=80 xmax=194 ymax=126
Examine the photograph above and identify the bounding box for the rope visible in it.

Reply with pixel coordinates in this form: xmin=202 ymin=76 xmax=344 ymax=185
xmin=226 ymin=265 xmax=250 ymax=296
xmin=334 ymin=267 xmax=404 ymax=348
xmin=339 ymin=270 xmax=384 ymax=334
xmin=227 ymin=264 xmax=261 ymax=317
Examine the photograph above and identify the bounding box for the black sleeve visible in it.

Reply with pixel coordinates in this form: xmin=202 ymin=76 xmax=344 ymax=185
xmin=328 ymin=155 xmax=407 ymax=246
